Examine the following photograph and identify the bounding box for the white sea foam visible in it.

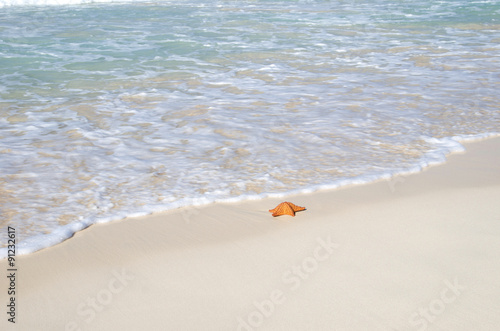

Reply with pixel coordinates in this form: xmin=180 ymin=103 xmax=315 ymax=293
xmin=0 ymin=0 xmax=133 ymax=7
xmin=1 ymin=132 xmax=498 ymax=259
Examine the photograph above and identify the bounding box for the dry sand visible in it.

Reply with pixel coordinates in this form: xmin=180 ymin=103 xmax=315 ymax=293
xmin=1 ymin=137 xmax=500 ymax=331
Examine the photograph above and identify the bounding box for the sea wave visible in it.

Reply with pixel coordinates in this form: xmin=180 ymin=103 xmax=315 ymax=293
xmin=1 ymin=132 xmax=498 ymax=259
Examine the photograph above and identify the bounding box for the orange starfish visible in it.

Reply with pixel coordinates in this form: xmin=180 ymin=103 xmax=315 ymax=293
xmin=269 ymin=202 xmax=306 ymax=217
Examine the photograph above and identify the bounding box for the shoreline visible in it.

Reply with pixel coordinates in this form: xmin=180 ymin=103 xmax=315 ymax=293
xmin=2 ymin=133 xmax=498 ymax=258
xmin=1 ymin=136 xmax=500 ymax=330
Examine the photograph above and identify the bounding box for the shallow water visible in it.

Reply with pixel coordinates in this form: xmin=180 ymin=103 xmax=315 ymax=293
xmin=0 ymin=0 xmax=499 ymax=256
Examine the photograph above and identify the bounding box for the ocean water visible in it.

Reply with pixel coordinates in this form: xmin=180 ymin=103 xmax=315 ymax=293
xmin=0 ymin=0 xmax=499 ymax=257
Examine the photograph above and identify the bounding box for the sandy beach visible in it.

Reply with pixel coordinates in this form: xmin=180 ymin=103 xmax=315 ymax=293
xmin=1 ymin=136 xmax=500 ymax=331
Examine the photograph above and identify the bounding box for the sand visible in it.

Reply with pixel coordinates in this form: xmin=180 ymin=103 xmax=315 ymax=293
xmin=1 ymin=137 xmax=500 ymax=331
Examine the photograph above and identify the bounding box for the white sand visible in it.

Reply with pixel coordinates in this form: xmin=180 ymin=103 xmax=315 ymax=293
xmin=1 ymin=137 xmax=500 ymax=331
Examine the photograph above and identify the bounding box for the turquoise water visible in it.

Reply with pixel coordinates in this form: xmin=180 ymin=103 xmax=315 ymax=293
xmin=1 ymin=0 xmax=499 ymax=255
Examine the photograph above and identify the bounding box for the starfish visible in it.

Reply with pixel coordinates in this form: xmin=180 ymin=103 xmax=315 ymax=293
xmin=269 ymin=202 xmax=306 ymax=217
